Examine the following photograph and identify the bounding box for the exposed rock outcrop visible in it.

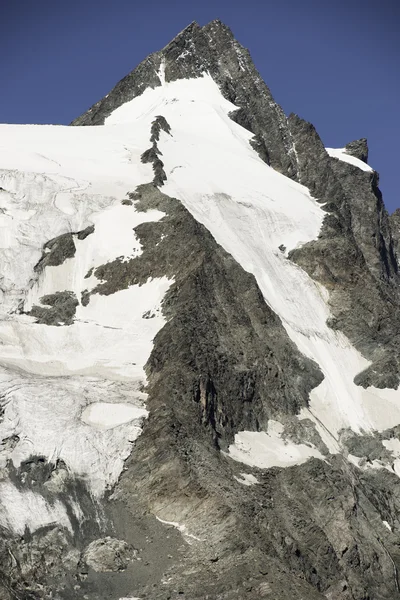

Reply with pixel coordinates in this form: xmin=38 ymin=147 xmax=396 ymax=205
xmin=288 ymin=113 xmax=400 ymax=388
xmin=345 ymin=138 xmax=369 ymax=163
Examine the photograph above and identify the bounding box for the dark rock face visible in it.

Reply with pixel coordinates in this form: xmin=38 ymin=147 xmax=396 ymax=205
xmin=287 ymin=113 xmax=400 ymax=388
xmin=390 ymin=208 xmax=400 ymax=258
xmin=345 ymin=138 xmax=369 ymax=163
xmin=89 ymin=183 xmax=322 ymax=443
xmin=34 ymin=232 xmax=76 ymax=272
xmin=29 ymin=290 xmax=79 ymax=325
xmin=140 ymin=116 xmax=171 ymax=186
xmin=34 ymin=225 xmax=95 ymax=272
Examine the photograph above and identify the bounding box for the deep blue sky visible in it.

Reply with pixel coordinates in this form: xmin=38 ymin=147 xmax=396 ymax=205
xmin=1 ymin=0 xmax=398 ymax=211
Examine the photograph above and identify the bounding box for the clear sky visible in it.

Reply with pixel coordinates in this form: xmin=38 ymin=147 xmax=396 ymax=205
xmin=0 ymin=0 xmax=398 ymax=211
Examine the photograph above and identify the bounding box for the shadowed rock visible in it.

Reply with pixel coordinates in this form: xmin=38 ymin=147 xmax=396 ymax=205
xmin=344 ymin=138 xmax=368 ymax=163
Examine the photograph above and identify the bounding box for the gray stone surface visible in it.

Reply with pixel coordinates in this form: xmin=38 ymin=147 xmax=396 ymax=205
xmin=34 ymin=225 xmax=95 ymax=272
xmin=29 ymin=290 xmax=79 ymax=326
xmin=344 ymin=138 xmax=368 ymax=163
xmin=90 ymin=182 xmax=323 ymax=442
xmin=390 ymin=208 xmax=400 ymax=258
xmin=83 ymin=537 xmax=135 ymax=572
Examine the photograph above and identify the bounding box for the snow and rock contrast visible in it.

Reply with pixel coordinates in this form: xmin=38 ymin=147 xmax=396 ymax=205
xmin=1 ymin=18 xmax=400 ymax=600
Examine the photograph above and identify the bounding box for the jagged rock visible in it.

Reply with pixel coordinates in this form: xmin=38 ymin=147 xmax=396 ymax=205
xmin=288 ymin=112 xmax=400 ymax=388
xmin=83 ymin=537 xmax=135 ymax=572
xmin=34 ymin=224 xmax=95 ymax=272
xmin=150 ymin=115 xmax=172 ymax=142
xmin=29 ymin=290 xmax=79 ymax=325
xmin=34 ymin=231 xmax=76 ymax=272
xmin=89 ymin=183 xmax=322 ymax=443
xmin=390 ymin=208 xmax=400 ymax=258
xmin=344 ymin=138 xmax=368 ymax=163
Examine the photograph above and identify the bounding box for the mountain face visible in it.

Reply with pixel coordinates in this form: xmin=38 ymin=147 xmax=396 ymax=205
xmin=1 ymin=19 xmax=400 ymax=600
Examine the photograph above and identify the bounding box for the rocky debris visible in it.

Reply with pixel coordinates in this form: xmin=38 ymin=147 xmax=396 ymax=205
xmin=83 ymin=537 xmax=135 ymax=572
xmin=119 ymin=398 xmax=400 ymax=599
xmin=141 ymin=116 xmax=171 ymax=186
xmin=0 ymin=526 xmax=79 ymax=600
xmin=281 ymin=417 xmax=330 ymax=456
xmin=344 ymin=138 xmax=368 ymax=163
xmin=0 ymin=434 xmax=19 ymax=453
xmin=29 ymin=290 xmax=79 ymax=325
xmin=339 ymin=429 xmax=394 ymax=463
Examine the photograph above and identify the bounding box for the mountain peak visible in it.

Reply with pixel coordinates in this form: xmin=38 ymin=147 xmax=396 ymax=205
xmin=163 ymin=19 xmax=234 ymax=45
xmin=162 ymin=20 xmax=201 ymax=48
xmin=71 ymin=20 xmax=297 ymax=178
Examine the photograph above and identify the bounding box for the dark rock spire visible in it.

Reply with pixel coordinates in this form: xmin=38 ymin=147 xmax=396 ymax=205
xmin=344 ymin=137 xmax=369 ymax=163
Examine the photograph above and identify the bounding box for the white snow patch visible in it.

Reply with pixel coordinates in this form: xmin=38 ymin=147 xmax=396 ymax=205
xmin=81 ymin=402 xmax=148 ymax=431
xmin=228 ymin=420 xmax=324 ymax=469
xmin=347 ymin=454 xmax=363 ymax=468
xmin=326 ymin=147 xmax=373 ymax=172
xmin=382 ymin=438 xmax=400 ymax=455
xmin=382 ymin=438 xmax=400 ymax=477
xmin=0 ymin=482 xmax=72 ymax=534
xmin=383 ymin=520 xmax=392 ymax=532
xmin=234 ymin=473 xmax=259 ymax=486
xmin=156 ymin=516 xmax=203 ymax=543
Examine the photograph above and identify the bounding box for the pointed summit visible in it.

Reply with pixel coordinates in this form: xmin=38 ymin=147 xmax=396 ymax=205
xmin=71 ymin=20 xmax=298 ymax=179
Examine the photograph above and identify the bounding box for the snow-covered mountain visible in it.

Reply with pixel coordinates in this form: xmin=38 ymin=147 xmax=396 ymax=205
xmin=1 ymin=20 xmax=400 ymax=600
